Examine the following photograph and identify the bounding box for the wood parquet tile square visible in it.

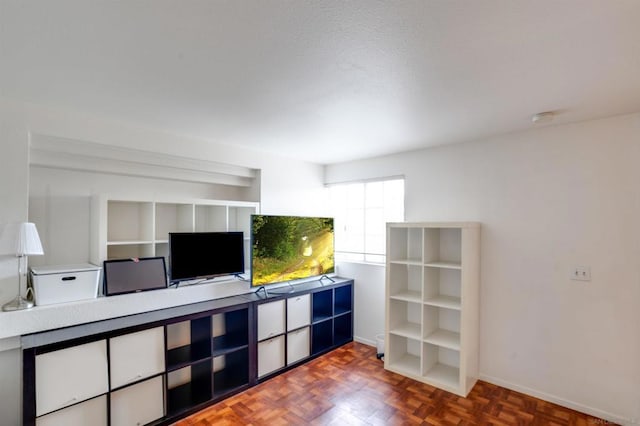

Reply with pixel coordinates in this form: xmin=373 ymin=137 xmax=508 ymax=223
xmin=175 ymin=342 xmax=613 ymax=426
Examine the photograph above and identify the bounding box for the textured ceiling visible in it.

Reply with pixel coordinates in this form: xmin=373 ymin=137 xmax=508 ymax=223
xmin=2 ymin=0 xmax=640 ymax=164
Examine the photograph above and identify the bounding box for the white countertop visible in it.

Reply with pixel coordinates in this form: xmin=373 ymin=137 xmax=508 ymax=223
xmin=0 ymin=278 xmax=251 ymax=343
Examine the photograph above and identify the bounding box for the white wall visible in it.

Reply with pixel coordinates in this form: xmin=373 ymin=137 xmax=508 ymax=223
xmin=336 ymin=261 xmax=385 ymax=346
xmin=14 ymin=100 xmax=326 ymax=208
xmin=6 ymin=93 xmax=638 ymax=423
xmin=0 ymin=98 xmax=327 ymax=424
xmin=0 ymin=102 xmax=31 ymax=426
xmin=325 ymin=113 xmax=640 ymax=424
xmin=28 ymin=165 xmax=328 ymax=267
xmin=17 ymin=99 xmax=327 ymax=265
xmin=0 ymin=102 xmax=30 ymax=304
xmin=28 ymin=167 xmax=246 ymax=267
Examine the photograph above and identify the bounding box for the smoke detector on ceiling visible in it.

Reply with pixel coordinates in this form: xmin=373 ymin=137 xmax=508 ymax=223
xmin=531 ymin=111 xmax=555 ymax=124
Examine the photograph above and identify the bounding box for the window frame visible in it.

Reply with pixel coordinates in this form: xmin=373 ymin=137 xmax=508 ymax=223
xmin=326 ymin=176 xmax=405 ymax=265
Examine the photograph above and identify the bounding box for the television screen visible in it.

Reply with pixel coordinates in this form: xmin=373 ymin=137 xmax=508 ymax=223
xmin=169 ymin=232 xmax=245 ymax=282
xmin=251 ymin=215 xmax=334 ymax=286
xmin=103 ymin=257 xmax=168 ymax=296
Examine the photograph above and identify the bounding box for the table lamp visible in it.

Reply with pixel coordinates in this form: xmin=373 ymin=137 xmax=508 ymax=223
xmin=1 ymin=222 xmax=44 ymax=311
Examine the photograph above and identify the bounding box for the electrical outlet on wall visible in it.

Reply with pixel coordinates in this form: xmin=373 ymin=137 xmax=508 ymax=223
xmin=571 ymin=266 xmax=591 ymax=281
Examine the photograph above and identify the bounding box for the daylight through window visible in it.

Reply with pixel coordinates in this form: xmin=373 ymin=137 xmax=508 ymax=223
xmin=328 ymin=177 xmax=404 ymax=263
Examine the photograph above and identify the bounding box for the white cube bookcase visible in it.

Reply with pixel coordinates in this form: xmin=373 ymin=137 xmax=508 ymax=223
xmin=385 ymin=222 xmax=480 ymax=397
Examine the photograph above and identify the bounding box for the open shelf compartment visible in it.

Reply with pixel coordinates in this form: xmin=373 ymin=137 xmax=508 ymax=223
xmin=422 ymin=343 xmax=460 ymax=392
xmin=388 ymin=299 xmax=421 ymax=340
xmin=107 ymin=243 xmax=154 ymax=260
xmin=423 ymin=267 xmax=461 ymax=309
xmin=194 ymin=205 xmax=227 ymax=232
xmin=312 ymin=289 xmax=333 ymax=323
xmin=228 ymin=206 xmax=254 ymax=235
xmin=423 ymin=228 xmax=462 ymax=266
xmin=311 ymin=320 xmax=333 ymax=355
xmin=333 ymin=312 xmax=352 ymax=346
xmin=388 ymin=263 xmax=422 ymax=303
xmin=107 ymin=200 xmax=154 ymax=243
xmin=388 ymin=226 xmax=423 ymax=263
xmin=211 ymin=308 xmax=249 ymax=357
xmin=334 ymin=285 xmax=352 ymax=316
xmin=422 ymin=305 xmax=460 ymax=350
xmin=166 ymin=359 xmax=212 ymax=416
xmin=386 ymin=334 xmax=421 ymax=377
xmin=155 ymin=203 xmax=194 ymax=242
xmin=166 ymin=317 xmax=212 ymax=371
xmin=212 ymin=348 xmax=249 ymax=397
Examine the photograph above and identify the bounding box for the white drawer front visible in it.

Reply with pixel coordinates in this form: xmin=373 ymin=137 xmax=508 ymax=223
xmin=36 ymin=395 xmax=107 ymax=426
xmin=257 ymin=335 xmax=285 ymax=377
xmin=110 ymin=375 xmax=165 ymax=426
xmin=287 ymin=326 xmax=310 ymax=365
xmin=257 ymin=300 xmax=285 ymax=341
xmin=36 ymin=340 xmax=108 ymax=416
xmin=287 ymin=294 xmax=310 ymax=331
xmin=110 ymin=326 xmax=165 ymax=389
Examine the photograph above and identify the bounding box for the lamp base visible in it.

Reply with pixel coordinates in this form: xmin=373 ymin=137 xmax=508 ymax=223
xmin=2 ymin=296 xmax=34 ymax=312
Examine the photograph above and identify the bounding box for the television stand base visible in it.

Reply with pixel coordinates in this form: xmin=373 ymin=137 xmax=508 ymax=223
xmin=319 ymin=275 xmax=335 ymax=285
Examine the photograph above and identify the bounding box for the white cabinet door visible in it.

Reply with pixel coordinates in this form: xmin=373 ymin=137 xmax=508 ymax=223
xmin=257 ymin=300 xmax=285 ymax=341
xmin=36 ymin=340 xmax=108 ymax=416
xmin=109 ymin=326 xmax=165 ymax=389
xmin=257 ymin=335 xmax=285 ymax=377
xmin=287 ymin=294 xmax=310 ymax=331
xmin=36 ymin=395 xmax=107 ymax=426
xmin=110 ymin=375 xmax=165 ymax=426
xmin=287 ymin=327 xmax=310 ymax=365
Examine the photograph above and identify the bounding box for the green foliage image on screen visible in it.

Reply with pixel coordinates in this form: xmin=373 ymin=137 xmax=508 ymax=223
xmin=251 ymin=215 xmax=335 ymax=286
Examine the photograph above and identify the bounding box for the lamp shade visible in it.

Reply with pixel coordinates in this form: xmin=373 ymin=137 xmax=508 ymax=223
xmin=0 ymin=222 xmax=44 ymax=256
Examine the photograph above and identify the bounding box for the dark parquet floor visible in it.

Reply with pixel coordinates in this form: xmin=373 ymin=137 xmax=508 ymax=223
xmin=175 ymin=342 xmax=611 ymax=426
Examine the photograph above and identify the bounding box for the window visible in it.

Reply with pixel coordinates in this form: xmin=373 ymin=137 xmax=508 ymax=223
xmin=328 ymin=177 xmax=404 ymax=263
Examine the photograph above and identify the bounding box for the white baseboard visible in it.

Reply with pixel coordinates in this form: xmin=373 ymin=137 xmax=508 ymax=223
xmin=353 ymin=336 xmax=375 ymax=347
xmin=349 ymin=340 xmax=632 ymax=424
xmin=479 ymin=373 xmax=632 ymax=425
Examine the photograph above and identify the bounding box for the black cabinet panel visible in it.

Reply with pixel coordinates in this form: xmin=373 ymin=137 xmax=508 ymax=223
xmin=212 ymin=308 xmax=249 ymax=357
xmin=167 ymin=360 xmax=212 ymax=416
xmin=307 ymin=281 xmax=353 ymax=357
xmin=166 ymin=307 xmax=251 ymax=417
xmin=334 ymin=312 xmax=353 ymax=347
xmin=167 ymin=339 xmax=211 ymax=371
xmin=213 ymin=347 xmax=249 ymax=396
xmin=23 ymin=278 xmax=353 ymax=426
xmin=311 ymin=320 xmax=333 ymax=355
xmin=334 ymin=285 xmax=352 ymax=316
xmin=312 ymin=289 xmax=333 ymax=322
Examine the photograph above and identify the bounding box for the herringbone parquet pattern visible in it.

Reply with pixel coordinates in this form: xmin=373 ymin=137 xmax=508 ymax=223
xmin=176 ymin=342 xmax=609 ymax=425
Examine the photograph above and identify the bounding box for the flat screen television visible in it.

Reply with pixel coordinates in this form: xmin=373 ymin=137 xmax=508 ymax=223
xmin=103 ymin=257 xmax=168 ymax=296
xmin=169 ymin=232 xmax=245 ymax=283
xmin=251 ymin=215 xmax=334 ymax=286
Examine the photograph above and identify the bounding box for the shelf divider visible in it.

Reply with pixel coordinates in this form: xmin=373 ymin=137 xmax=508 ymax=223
xmin=423 ymin=329 xmax=460 ymax=351
xmin=424 ymin=261 xmax=462 ymax=270
xmin=423 ymin=295 xmax=461 ymax=310
xmin=389 ymin=322 xmax=421 ymax=340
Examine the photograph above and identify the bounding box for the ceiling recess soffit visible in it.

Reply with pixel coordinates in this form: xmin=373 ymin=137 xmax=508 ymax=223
xmin=28 ymin=133 xmax=257 ymax=187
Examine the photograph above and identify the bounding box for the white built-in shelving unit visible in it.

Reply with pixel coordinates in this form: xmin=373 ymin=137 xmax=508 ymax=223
xmin=90 ymin=195 xmax=259 ymax=268
xmin=385 ymin=222 xmax=480 ymax=397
